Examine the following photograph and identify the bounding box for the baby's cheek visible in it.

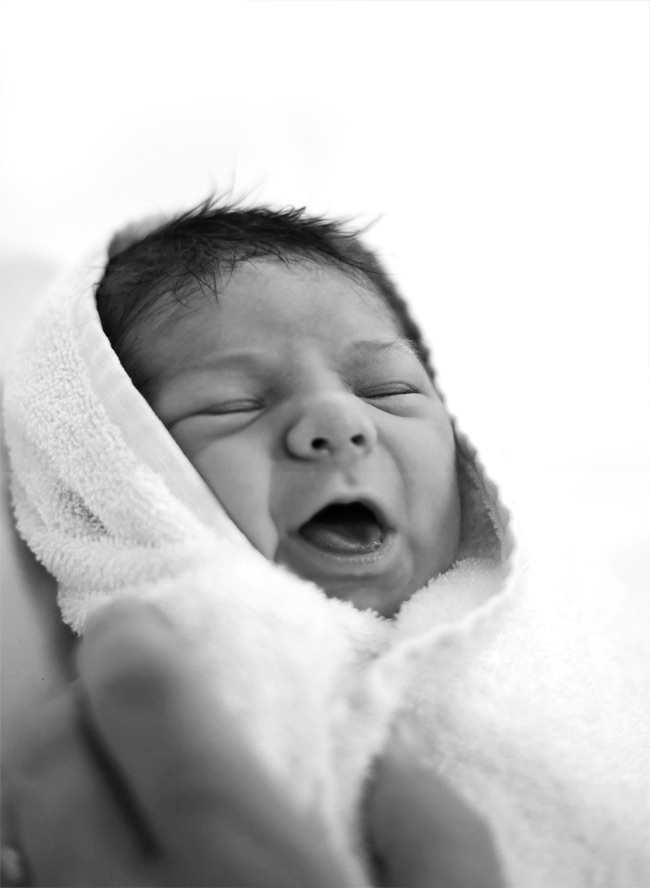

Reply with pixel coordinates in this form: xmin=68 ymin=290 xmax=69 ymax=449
xmin=167 ymin=422 xmax=207 ymax=464
xmin=408 ymin=440 xmax=460 ymax=572
xmin=192 ymin=443 xmax=278 ymax=558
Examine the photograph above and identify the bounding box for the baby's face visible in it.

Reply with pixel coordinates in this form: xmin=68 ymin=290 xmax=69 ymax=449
xmin=143 ymin=260 xmax=460 ymax=616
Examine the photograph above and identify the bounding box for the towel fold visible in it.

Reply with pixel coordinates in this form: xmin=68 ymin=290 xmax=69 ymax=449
xmin=4 ymin=236 xmax=648 ymax=886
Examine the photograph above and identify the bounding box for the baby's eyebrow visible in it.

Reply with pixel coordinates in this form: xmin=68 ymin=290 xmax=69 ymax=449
xmin=349 ymin=338 xmax=422 ymax=362
xmin=197 ymin=339 xmax=420 ymax=370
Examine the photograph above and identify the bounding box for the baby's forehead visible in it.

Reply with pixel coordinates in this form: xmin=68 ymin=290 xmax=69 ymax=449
xmin=222 ymin=255 xmax=378 ymax=292
xmin=209 ymin=256 xmax=402 ymax=326
xmin=146 ymin=259 xmax=415 ymax=377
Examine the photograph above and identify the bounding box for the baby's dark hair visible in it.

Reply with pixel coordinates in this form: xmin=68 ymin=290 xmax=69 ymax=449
xmin=95 ymin=196 xmax=434 ymax=395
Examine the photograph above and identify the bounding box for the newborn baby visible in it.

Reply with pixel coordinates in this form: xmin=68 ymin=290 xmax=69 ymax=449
xmin=5 ymin=197 xmax=647 ymax=888
xmin=96 ymin=201 xmax=461 ymax=616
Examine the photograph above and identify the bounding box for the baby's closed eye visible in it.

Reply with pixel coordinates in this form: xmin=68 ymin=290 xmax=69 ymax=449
xmin=360 ymin=383 xmax=422 ymax=399
xmin=197 ymin=399 xmax=265 ymax=416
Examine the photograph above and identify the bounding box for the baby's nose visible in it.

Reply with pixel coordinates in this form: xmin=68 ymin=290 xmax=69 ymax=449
xmin=286 ymin=394 xmax=378 ymax=463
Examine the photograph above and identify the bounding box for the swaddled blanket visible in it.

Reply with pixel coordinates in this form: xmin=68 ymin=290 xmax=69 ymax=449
xmin=4 ymin=239 xmax=648 ymax=887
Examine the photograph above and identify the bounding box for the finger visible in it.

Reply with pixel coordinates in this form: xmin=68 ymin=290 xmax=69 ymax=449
xmin=77 ymin=599 xmax=344 ymax=888
xmin=2 ymin=772 xmax=34 ymax=886
xmin=0 ymin=844 xmax=30 ymax=888
xmin=368 ymin=721 xmax=504 ymax=888
xmin=9 ymin=687 xmax=157 ymax=887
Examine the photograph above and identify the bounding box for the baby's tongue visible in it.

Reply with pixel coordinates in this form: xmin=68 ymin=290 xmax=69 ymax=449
xmin=299 ymin=503 xmax=384 ymax=554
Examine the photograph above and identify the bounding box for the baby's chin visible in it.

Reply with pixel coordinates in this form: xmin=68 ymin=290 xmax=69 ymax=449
xmin=321 ymin=578 xmax=416 ymax=617
xmin=274 ymin=532 xmax=430 ymax=617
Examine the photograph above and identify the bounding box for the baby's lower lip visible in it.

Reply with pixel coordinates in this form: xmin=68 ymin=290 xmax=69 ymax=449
xmin=283 ymin=528 xmax=396 ymax=569
xmin=296 ymin=522 xmax=388 ymax=558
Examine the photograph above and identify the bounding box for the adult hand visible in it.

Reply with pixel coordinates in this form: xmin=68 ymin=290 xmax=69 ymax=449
xmin=2 ymin=600 xmax=351 ymax=888
xmin=2 ymin=598 xmax=505 ymax=888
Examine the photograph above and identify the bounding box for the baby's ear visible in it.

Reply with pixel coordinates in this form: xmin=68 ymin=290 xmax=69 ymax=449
xmin=107 ymin=215 xmax=168 ymax=260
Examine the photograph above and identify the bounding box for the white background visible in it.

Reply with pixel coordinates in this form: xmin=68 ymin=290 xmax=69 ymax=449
xmin=1 ymin=0 xmax=648 ymax=600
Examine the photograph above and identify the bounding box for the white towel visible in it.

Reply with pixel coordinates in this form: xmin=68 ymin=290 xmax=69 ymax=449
xmin=4 ymin=238 xmax=648 ymax=887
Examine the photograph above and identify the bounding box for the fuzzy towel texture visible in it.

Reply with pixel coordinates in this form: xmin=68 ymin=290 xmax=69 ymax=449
xmin=4 ymin=242 xmax=649 ymax=887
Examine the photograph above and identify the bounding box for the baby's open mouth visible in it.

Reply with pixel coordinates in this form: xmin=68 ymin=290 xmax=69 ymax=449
xmin=297 ymin=501 xmax=388 ymax=556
